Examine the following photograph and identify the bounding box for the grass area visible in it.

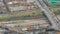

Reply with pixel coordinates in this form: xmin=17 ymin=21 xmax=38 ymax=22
xmin=0 ymin=13 xmax=45 ymax=21
xmin=9 ymin=13 xmax=45 ymax=20
xmin=50 ymin=7 xmax=60 ymax=15
xmin=0 ymin=18 xmax=9 ymax=22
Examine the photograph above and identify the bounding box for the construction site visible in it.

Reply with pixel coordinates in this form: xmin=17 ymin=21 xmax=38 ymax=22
xmin=0 ymin=0 xmax=60 ymax=34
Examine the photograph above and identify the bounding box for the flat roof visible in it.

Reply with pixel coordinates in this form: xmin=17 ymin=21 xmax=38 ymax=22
xmin=50 ymin=0 xmax=60 ymax=2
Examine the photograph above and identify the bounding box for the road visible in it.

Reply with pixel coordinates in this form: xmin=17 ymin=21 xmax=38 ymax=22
xmin=0 ymin=19 xmax=49 ymax=33
xmin=0 ymin=0 xmax=60 ymax=33
xmin=35 ymin=0 xmax=60 ymax=30
xmin=0 ymin=23 xmax=24 ymax=33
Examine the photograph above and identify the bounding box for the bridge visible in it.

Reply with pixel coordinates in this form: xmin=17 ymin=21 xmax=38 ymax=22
xmin=35 ymin=0 xmax=60 ymax=30
xmin=0 ymin=0 xmax=60 ymax=34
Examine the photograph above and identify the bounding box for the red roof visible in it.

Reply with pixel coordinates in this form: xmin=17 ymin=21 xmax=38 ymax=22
xmin=1 ymin=8 xmax=7 ymax=12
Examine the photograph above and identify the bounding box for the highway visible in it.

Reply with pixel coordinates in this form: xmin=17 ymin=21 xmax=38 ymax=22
xmin=0 ymin=23 xmax=24 ymax=34
xmin=35 ymin=0 xmax=60 ymax=30
xmin=0 ymin=19 xmax=49 ymax=33
xmin=0 ymin=0 xmax=60 ymax=33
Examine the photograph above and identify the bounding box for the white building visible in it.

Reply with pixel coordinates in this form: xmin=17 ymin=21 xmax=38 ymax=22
xmin=27 ymin=0 xmax=34 ymax=3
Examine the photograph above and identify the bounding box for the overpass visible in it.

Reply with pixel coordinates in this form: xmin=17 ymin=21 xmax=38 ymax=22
xmin=35 ymin=0 xmax=60 ymax=30
xmin=0 ymin=0 xmax=60 ymax=34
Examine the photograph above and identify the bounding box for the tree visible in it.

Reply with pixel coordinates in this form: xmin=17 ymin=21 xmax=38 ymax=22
xmin=32 ymin=12 xmax=35 ymax=17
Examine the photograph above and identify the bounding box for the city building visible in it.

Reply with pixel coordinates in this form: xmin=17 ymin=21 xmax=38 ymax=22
xmin=0 ymin=0 xmax=35 ymax=13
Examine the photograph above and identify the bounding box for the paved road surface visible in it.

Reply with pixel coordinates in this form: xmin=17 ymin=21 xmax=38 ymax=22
xmin=35 ymin=0 xmax=60 ymax=30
